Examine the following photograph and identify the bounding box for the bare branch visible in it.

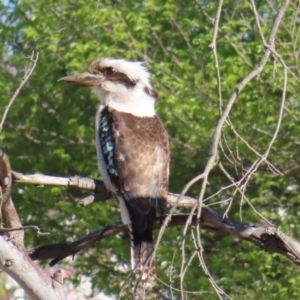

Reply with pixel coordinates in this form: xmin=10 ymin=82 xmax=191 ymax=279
xmin=0 ymin=51 xmax=39 ymax=134
xmin=12 ymin=171 xmax=111 ymax=198
xmin=0 ymin=237 xmax=65 ymax=300
xmin=12 ymin=169 xmax=300 ymax=269
xmin=11 ymin=171 xmax=196 ymax=208
xmin=0 ymin=151 xmax=65 ymax=300
xmin=0 ymin=225 xmax=50 ymax=236
xmin=0 ymin=150 xmax=24 ymax=247
xmin=232 ymin=0 xmax=289 ymax=209
xmin=29 ymin=211 xmax=300 ymax=269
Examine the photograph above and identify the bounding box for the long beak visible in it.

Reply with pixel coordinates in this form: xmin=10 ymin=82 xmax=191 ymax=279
xmin=58 ymin=72 xmax=104 ymax=87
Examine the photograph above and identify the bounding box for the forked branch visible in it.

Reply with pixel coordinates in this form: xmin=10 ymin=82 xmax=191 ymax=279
xmin=0 ymin=150 xmax=66 ymax=300
xmin=10 ymin=171 xmax=300 ymax=268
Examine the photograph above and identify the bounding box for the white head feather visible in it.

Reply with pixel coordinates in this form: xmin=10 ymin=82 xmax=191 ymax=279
xmin=90 ymin=58 xmax=157 ymax=117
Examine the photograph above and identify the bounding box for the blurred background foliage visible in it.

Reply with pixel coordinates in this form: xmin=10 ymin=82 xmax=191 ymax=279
xmin=0 ymin=0 xmax=300 ymax=299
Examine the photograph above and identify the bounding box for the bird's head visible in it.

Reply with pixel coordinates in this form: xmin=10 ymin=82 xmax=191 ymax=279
xmin=59 ymin=58 xmax=158 ymax=117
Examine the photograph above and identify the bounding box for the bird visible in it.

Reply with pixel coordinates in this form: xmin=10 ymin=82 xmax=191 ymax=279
xmin=59 ymin=58 xmax=170 ymax=284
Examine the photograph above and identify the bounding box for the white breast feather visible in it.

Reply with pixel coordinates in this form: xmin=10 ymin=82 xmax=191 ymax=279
xmin=93 ymin=82 xmax=155 ymax=117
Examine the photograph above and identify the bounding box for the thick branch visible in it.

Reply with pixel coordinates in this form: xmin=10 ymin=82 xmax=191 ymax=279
xmin=29 ymin=211 xmax=300 ymax=267
xmin=12 ymin=172 xmax=197 ymax=208
xmin=0 ymin=152 xmax=66 ymax=300
xmin=0 ymin=237 xmax=65 ymax=300
xmin=12 ymin=171 xmax=111 ymax=202
xmin=0 ymin=151 xmax=24 ymax=247
xmin=12 ymin=172 xmax=300 ymax=266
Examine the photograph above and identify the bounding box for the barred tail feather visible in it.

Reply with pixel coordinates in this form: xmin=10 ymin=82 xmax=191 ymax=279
xmin=123 ymin=198 xmax=157 ymax=283
xmin=131 ymin=227 xmax=156 ymax=282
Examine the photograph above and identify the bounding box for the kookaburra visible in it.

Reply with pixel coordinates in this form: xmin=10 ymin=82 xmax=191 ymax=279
xmin=59 ymin=58 xmax=170 ymax=283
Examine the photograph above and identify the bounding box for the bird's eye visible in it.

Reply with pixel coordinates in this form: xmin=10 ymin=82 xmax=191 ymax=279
xmin=104 ymin=67 xmax=117 ymax=76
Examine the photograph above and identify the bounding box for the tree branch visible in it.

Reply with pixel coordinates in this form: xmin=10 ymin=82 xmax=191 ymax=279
xmin=0 ymin=51 xmax=39 ymax=134
xmin=13 ymin=171 xmax=300 ymax=268
xmin=29 ymin=210 xmax=300 ymax=268
xmin=0 ymin=151 xmax=66 ymax=300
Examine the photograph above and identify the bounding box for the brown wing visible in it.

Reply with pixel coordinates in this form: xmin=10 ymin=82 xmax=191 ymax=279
xmin=99 ymin=106 xmax=169 ymax=281
xmin=103 ymin=107 xmax=169 ymax=230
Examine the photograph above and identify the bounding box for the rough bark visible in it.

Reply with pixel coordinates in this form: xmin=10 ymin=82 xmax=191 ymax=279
xmin=0 ymin=150 xmax=66 ymax=300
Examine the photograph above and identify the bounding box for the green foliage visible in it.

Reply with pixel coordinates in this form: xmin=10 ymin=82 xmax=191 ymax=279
xmin=0 ymin=0 xmax=299 ymax=298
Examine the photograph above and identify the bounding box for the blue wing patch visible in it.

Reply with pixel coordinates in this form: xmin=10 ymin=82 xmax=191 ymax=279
xmin=99 ymin=115 xmax=118 ymax=176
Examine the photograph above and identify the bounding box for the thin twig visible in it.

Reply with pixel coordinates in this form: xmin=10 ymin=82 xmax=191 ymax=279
xmin=0 ymin=51 xmax=39 ymax=134
xmin=0 ymin=225 xmax=50 ymax=236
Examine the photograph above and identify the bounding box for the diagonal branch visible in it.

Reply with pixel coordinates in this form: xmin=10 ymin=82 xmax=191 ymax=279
xmin=0 ymin=51 xmax=39 ymax=134
xmin=12 ymin=171 xmax=300 ymax=268
xmin=29 ymin=211 xmax=300 ymax=268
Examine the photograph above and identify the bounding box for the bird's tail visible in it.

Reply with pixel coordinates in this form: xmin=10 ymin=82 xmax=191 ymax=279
xmin=123 ymin=198 xmax=159 ymax=284
xmin=130 ymin=226 xmax=156 ymax=283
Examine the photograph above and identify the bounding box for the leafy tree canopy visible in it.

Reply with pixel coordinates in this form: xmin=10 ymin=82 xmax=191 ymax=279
xmin=0 ymin=0 xmax=299 ymax=299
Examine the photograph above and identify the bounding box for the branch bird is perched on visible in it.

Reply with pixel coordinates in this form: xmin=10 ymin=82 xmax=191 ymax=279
xmin=59 ymin=58 xmax=170 ymax=284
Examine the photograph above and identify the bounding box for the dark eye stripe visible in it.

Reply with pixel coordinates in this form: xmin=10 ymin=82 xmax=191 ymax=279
xmin=107 ymin=72 xmax=137 ymax=88
xmin=88 ymin=63 xmax=138 ymax=88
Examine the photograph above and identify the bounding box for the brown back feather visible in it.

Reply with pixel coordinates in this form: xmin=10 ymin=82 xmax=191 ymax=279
xmin=100 ymin=106 xmax=169 ymax=281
